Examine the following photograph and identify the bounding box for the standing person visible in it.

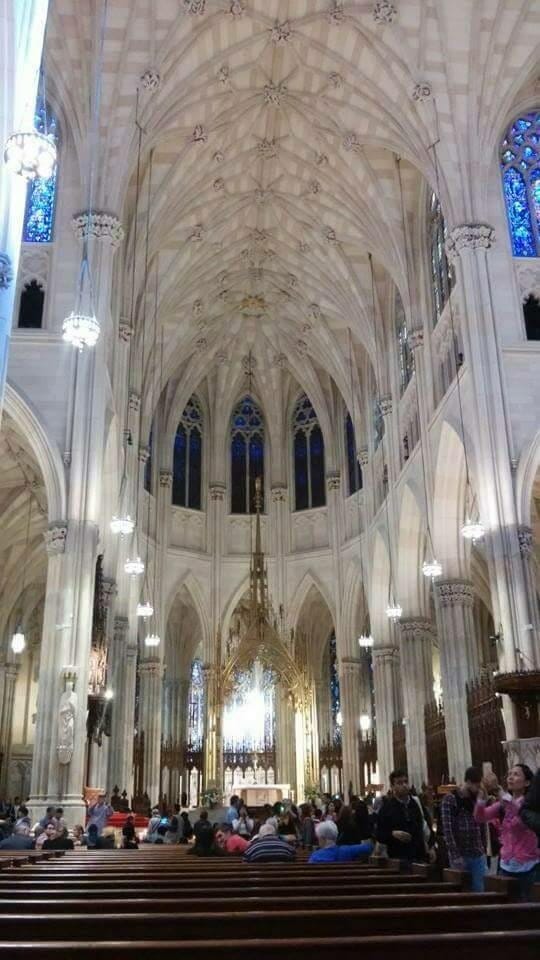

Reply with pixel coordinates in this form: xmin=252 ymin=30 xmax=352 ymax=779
xmin=375 ymin=769 xmax=431 ymax=865
xmin=87 ymin=793 xmax=113 ymax=836
xmin=309 ymin=820 xmax=373 ymax=863
xmin=233 ymin=804 xmax=254 ymax=838
xmin=226 ymin=795 xmax=240 ymax=825
xmin=440 ymin=767 xmax=487 ymax=891
xmin=520 ymin=768 xmax=540 ymax=837
xmin=474 ymin=764 xmax=539 ymax=900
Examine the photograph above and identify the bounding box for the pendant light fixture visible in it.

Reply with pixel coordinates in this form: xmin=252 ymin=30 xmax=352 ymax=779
xmin=11 ymin=489 xmax=33 ymax=655
xmin=63 ymin=0 xmax=109 ymax=351
xmin=4 ymin=65 xmax=57 ymax=181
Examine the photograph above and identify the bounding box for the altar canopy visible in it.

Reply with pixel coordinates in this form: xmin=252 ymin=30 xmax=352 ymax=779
xmin=222 ymin=660 xmax=275 ymax=752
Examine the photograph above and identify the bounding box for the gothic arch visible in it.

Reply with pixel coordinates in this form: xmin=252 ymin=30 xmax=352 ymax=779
xmin=397 ymin=483 xmax=428 ymax=617
xmin=431 ymin=420 xmax=468 ymax=579
xmin=165 ymin=572 xmax=211 ymax=660
xmin=288 ymin=570 xmax=336 ymax=634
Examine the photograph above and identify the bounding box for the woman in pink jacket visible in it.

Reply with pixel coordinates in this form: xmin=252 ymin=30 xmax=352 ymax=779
xmin=474 ymin=764 xmax=539 ymax=900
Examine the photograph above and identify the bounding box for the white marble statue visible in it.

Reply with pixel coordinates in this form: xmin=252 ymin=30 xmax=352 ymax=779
xmin=57 ymin=679 xmax=77 ymax=764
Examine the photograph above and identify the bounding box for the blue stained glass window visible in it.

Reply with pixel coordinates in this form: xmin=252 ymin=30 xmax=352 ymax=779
xmin=173 ymin=395 xmax=203 ymax=509
xmin=500 ymin=112 xmax=540 ymax=256
xmin=230 ymin=396 xmax=264 ymax=514
xmin=187 ymin=658 xmax=205 ymax=750
xmin=329 ymin=633 xmax=341 ymax=746
xmin=345 ymin=413 xmax=362 ymax=495
xmin=22 ymin=105 xmax=58 ymax=244
xmin=292 ymin=394 xmax=326 ymax=511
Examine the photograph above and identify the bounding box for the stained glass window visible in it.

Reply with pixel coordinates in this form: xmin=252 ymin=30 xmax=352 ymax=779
xmin=144 ymin=426 xmax=153 ymax=493
xmin=187 ymin=658 xmax=205 ymax=750
xmin=173 ymin=395 xmax=203 ymax=509
xmin=329 ymin=632 xmax=341 ymax=746
xmin=292 ymin=394 xmax=326 ymax=510
xmin=22 ymin=104 xmax=58 ymax=244
xmin=428 ymin=191 xmax=453 ymax=326
xmin=230 ymin=396 xmax=264 ymax=513
xmin=345 ymin=413 xmax=362 ymax=495
xmin=395 ymin=289 xmax=414 ymax=394
xmin=500 ymin=112 xmax=540 ymax=256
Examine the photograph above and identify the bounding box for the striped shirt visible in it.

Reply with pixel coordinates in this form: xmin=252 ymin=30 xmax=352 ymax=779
xmin=243 ymin=836 xmax=296 ymax=863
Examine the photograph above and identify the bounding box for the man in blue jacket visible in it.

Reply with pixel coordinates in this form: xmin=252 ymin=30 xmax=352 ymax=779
xmin=309 ymin=819 xmax=373 ymax=863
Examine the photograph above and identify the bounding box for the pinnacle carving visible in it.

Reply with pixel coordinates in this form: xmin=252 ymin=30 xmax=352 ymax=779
xmin=517 ymin=525 xmax=533 ymax=557
xmin=44 ymin=522 xmax=68 ymax=556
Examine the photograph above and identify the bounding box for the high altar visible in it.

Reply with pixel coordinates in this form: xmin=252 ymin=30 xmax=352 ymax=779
xmin=234 ymin=784 xmax=290 ymax=805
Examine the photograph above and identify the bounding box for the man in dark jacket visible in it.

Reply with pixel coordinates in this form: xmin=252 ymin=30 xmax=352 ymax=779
xmin=0 ymin=824 xmax=34 ymax=850
xmin=376 ymin=769 xmax=428 ymax=864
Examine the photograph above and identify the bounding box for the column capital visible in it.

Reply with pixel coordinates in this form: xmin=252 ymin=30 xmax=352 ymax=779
xmin=517 ymin=525 xmax=533 ymax=557
xmin=339 ymin=656 xmax=363 ymax=676
xmin=357 ymin=446 xmax=369 ymax=467
xmin=113 ymin=615 xmax=129 ymax=638
xmin=128 ymin=391 xmax=141 ymax=413
xmin=408 ymin=328 xmax=424 ymax=350
xmin=138 ymin=445 xmax=150 ymax=464
xmin=445 ymin=223 xmax=495 ymax=262
xmin=72 ymin=211 xmax=125 ymax=248
xmin=159 ymin=470 xmax=173 ymax=488
xmin=139 ymin=658 xmax=161 ymax=676
xmin=399 ymin=617 xmax=434 ymax=640
xmin=43 ymin=522 xmax=68 ymax=555
xmin=209 ymin=481 xmax=226 ymax=501
xmin=271 ymin=484 xmax=287 ymax=502
xmin=372 ymin=645 xmax=397 ymax=661
xmin=379 ymin=395 xmax=392 ymax=417
xmin=435 ymin=578 xmax=475 ymax=608
xmin=4 ymin=661 xmax=20 ymax=680
xmin=326 ymin=470 xmax=341 ymax=491
xmin=118 ymin=319 xmax=133 ymax=342
xmin=0 ymin=252 xmax=14 ymax=289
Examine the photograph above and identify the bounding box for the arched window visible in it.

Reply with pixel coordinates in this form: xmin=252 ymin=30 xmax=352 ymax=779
xmin=500 ymin=111 xmax=540 ymax=257
xmin=144 ymin=426 xmax=153 ymax=493
xmin=345 ymin=413 xmax=362 ymax=495
xmin=18 ymin=280 xmax=45 ymax=328
xmin=395 ymin=290 xmax=414 ymax=394
xmin=187 ymin=658 xmax=205 ymax=750
xmin=22 ymin=103 xmax=58 ymax=244
xmin=293 ymin=393 xmax=326 ymax=511
xmin=428 ymin=191 xmax=452 ymax=326
xmin=173 ymin=396 xmax=203 ymax=509
xmin=329 ymin=632 xmax=341 ymax=746
xmin=230 ymin=395 xmax=264 ymax=514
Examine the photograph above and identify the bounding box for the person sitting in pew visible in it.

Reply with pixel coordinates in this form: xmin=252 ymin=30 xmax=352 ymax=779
xmin=122 ymin=815 xmax=139 ymax=849
xmin=188 ymin=818 xmax=224 ymax=857
xmin=0 ymin=823 xmax=35 ymax=850
xmin=179 ymin=810 xmax=193 ymax=843
xmin=215 ymin=823 xmax=249 ymax=855
xmin=86 ymin=823 xmax=116 ymax=849
xmin=242 ymin=822 xmax=296 ymax=863
xmin=42 ymin=825 xmax=74 ymax=850
xmin=309 ymin=820 xmax=373 ymax=863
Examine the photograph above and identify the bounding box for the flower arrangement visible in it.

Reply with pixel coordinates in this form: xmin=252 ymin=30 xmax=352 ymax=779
xmin=201 ymin=785 xmax=221 ymax=808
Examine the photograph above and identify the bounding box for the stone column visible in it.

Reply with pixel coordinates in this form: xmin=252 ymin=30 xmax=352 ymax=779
xmin=121 ymin=641 xmax=138 ymax=797
xmin=138 ymin=657 xmax=162 ymax=804
xmin=276 ymin=683 xmax=295 ymax=789
xmin=446 ymin=225 xmax=537 ymax=674
xmin=339 ymin=658 xmax=363 ymax=797
xmin=434 ymin=579 xmax=478 ymax=778
xmin=398 ymin=618 xmax=434 ymax=789
xmin=0 ymin=661 xmax=19 ymax=794
xmin=315 ymin=678 xmax=331 ymax=747
xmin=106 ymin=615 xmax=130 ymax=792
xmin=372 ymin=646 xmax=399 ymax=789
xmin=517 ymin=527 xmax=540 ymax=648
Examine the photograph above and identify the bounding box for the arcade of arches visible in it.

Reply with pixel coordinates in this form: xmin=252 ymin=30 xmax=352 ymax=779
xmin=0 ymin=0 xmax=539 ymax=823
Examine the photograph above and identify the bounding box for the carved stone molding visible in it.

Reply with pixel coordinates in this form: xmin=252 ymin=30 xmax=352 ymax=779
xmin=412 ymin=82 xmax=431 ymax=102
xmin=118 ymin=319 xmax=133 ymax=342
xmin=138 ymin=445 xmax=150 ymax=465
xmin=436 ymin=579 xmax=475 ymax=608
xmin=446 ymin=223 xmax=495 ymax=262
xmin=340 ymin=657 xmax=363 ymax=677
xmin=264 ymin=81 xmax=287 ymax=107
xmin=296 ymin=339 xmax=308 ymax=358
xmin=113 ymin=615 xmax=129 ymax=638
xmin=517 ymin=525 xmax=533 ymax=557
xmin=191 ymin=124 xmax=208 ymax=144
xmin=373 ymin=1 xmax=397 ymax=24
xmin=140 ymin=69 xmax=161 ymax=91
xmin=379 ymin=395 xmax=393 ymax=417
xmin=188 ymin=224 xmax=205 ymax=243
xmin=399 ymin=618 xmax=434 ymax=641
xmin=326 ymin=471 xmax=341 ymax=491
xmin=44 ymin=522 xmax=68 ymax=556
xmin=72 ymin=212 xmax=124 ymax=248
xmin=159 ymin=470 xmax=173 ymax=488
xmin=128 ymin=391 xmax=141 ymax=413
xmin=209 ymin=482 xmax=226 ymax=501
xmin=181 ymin=0 xmax=205 ymax=14
xmin=408 ymin=328 xmax=424 ymax=350
xmin=515 ymin=261 xmax=540 ymax=303
xmin=358 ymin=447 xmax=369 ymax=467
xmin=271 ymin=485 xmax=287 ymax=502
xmin=372 ymin=646 xmax=398 ymax=662
xmin=270 ymin=20 xmax=292 ymax=45
xmin=327 ymin=2 xmax=345 ymax=24
xmin=228 ymin=1 xmax=245 ymax=16
xmin=102 ymin=578 xmax=117 ymax=607
xmin=343 ymin=132 xmax=361 ymax=152
xmin=257 ymin=137 xmax=279 ymax=159
xmin=0 ymin=253 xmax=14 ymax=289
xmin=139 ymin=658 xmax=161 ymax=676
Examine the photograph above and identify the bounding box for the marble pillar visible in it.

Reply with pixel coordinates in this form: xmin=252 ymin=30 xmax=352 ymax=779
xmin=0 ymin=660 xmax=19 ymax=794
xmin=106 ymin=615 xmax=129 ymax=792
xmin=372 ymin=646 xmax=399 ymax=789
xmin=339 ymin=657 xmax=363 ymax=796
xmin=276 ymin=683 xmax=295 ymax=789
xmin=138 ymin=657 xmax=162 ymax=804
xmin=398 ymin=618 xmax=434 ymax=788
xmin=434 ymin=579 xmax=478 ymax=778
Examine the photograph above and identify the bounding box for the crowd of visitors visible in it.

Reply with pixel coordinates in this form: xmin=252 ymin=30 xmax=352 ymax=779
xmin=1 ymin=764 xmax=538 ymax=897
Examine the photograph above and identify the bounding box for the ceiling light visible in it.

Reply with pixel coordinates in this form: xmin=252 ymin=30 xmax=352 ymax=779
xmin=359 ymin=713 xmax=371 ymax=732
xmin=386 ymin=602 xmax=402 ymax=621
xmin=110 ymin=515 xmax=135 ymax=536
xmin=62 ymin=312 xmax=100 ymax=350
xmin=422 ymin=558 xmax=442 ymax=579
xmin=137 ymin=601 xmax=154 ymax=618
xmin=358 ymin=634 xmax=374 ymax=648
xmin=461 ymin=519 xmax=485 ymax=542
xmin=144 ymin=633 xmax=160 ymax=648
xmin=124 ymin=556 xmax=144 ymax=577
xmin=4 ymin=130 xmax=56 ymax=180
xmin=104 ymin=688 xmax=114 ymax=701
xmin=11 ymin=629 xmax=26 ymax=654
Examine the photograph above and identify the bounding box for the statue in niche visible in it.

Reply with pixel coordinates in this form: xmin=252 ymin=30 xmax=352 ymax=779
xmin=57 ymin=679 xmax=77 ymax=764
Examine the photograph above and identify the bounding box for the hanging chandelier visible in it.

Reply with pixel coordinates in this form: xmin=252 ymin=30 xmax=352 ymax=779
xmin=461 ymin=519 xmax=485 ymax=542
xmin=422 ymin=557 xmax=442 ymax=579
xmin=62 ymin=310 xmax=100 ymax=350
xmin=11 ymin=627 xmax=26 ymax=654
xmin=4 ymin=129 xmax=57 ymax=180
xmin=144 ymin=633 xmax=160 ymax=647
xmin=124 ymin=556 xmax=144 ymax=577
xmin=137 ymin=601 xmax=154 ymax=618
xmin=359 ymin=713 xmax=371 ymax=733
xmin=358 ymin=634 xmax=374 ymax=648
xmin=110 ymin=514 xmax=135 ymax=536
xmin=386 ymin=601 xmax=402 ymax=621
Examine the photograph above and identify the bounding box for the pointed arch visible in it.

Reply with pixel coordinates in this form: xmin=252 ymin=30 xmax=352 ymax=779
xmin=288 ymin=570 xmax=336 ymax=633
xmin=431 ymin=421 xmax=468 ymax=578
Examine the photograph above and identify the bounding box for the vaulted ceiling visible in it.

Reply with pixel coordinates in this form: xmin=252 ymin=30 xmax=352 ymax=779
xmin=44 ymin=0 xmax=540 ymax=410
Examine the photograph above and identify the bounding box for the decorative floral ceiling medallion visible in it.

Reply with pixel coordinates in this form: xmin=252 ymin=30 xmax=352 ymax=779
xmin=327 ymin=2 xmax=345 ymax=24
xmin=270 ymin=20 xmax=292 ymax=45
xmin=181 ymin=0 xmax=206 ymax=15
xmin=140 ymin=69 xmax=161 ymax=91
xmin=373 ymin=1 xmax=397 ymax=24
xmin=412 ymin=82 xmax=431 ymax=102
